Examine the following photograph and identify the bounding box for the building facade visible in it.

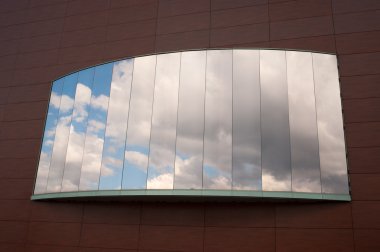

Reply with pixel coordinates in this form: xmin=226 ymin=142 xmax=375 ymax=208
xmin=0 ymin=0 xmax=379 ymax=251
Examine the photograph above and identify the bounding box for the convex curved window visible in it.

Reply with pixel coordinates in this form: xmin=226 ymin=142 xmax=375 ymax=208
xmin=33 ymin=49 xmax=350 ymax=201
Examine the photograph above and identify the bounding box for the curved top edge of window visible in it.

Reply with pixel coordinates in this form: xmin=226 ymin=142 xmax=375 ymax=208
xmin=31 ymin=48 xmax=351 ymax=201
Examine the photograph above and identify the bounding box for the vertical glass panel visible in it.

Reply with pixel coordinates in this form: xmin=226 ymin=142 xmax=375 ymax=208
xmin=232 ymin=49 xmax=261 ymax=190
xmin=79 ymin=63 xmax=113 ymax=191
xmin=287 ymin=51 xmax=321 ymax=193
xmin=203 ymin=50 xmax=233 ymax=190
xmin=313 ymin=53 xmax=349 ymax=194
xmin=122 ymin=55 xmax=156 ymax=189
xmin=99 ymin=60 xmax=134 ymax=190
xmin=34 ymin=79 xmax=64 ymax=194
xmin=147 ymin=53 xmax=180 ymax=189
xmin=174 ymin=51 xmax=206 ymax=189
xmin=260 ymin=50 xmax=291 ymax=191
xmin=46 ymin=73 xmax=78 ymax=192
xmin=61 ymin=68 xmax=94 ymax=192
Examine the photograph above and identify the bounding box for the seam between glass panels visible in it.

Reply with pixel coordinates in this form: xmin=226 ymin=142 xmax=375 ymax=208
xmin=119 ymin=59 xmax=135 ymax=190
xmin=311 ymin=53 xmax=323 ymax=194
xmin=173 ymin=52 xmax=183 ymax=190
xmin=201 ymin=50 xmax=208 ymax=190
xmin=77 ymin=68 xmax=96 ymax=191
xmin=145 ymin=55 xmax=158 ymax=190
xmin=284 ymin=51 xmax=292 ymax=192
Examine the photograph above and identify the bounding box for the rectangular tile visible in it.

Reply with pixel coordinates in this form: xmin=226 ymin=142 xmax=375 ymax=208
xmin=350 ymin=174 xmax=380 ymax=200
xmin=31 ymin=202 xmax=83 ymax=223
xmin=155 ymin=30 xmax=209 ymax=52
xmin=211 ymin=23 xmax=269 ymax=46
xmin=212 ymin=4 xmax=268 ymax=28
xmin=341 ymin=74 xmax=380 ymax=99
xmin=0 ymin=0 xmax=28 ymax=13
xmin=270 ymin=35 xmax=335 ymax=53
xmin=107 ymin=20 xmax=156 ymax=42
xmin=271 ymin=16 xmax=333 ymax=40
xmin=352 ymin=201 xmax=380 ymax=228
xmin=343 ymin=99 xmax=380 ymax=123
xmin=205 ymin=203 xmax=275 ymax=227
xmin=67 ymin=0 xmax=108 ymax=16
xmin=345 ymin=122 xmax=380 ymax=148
xmin=3 ymin=100 xmax=48 ymax=121
xmin=339 ymin=52 xmax=380 ymax=76
xmin=108 ymin=4 xmax=157 ymax=25
xmin=354 ymin=229 xmax=380 ymax=252
xmin=276 ymin=228 xmax=354 ymax=252
xmin=159 ymin=0 xmax=209 ymax=17
xmin=83 ymin=202 xmax=140 ymax=225
xmin=211 ymin=0 xmax=268 ymax=11
xmin=64 ymin=11 xmax=107 ymax=32
xmin=18 ymin=33 xmax=61 ymax=53
xmin=142 ymin=203 xmax=204 ymax=226
xmin=348 ymin=147 xmax=380 ymax=174
xmin=59 ymin=44 xmax=104 ymax=64
xmin=276 ymin=203 xmax=352 ymax=228
xmin=80 ymin=223 xmax=139 ymax=249
xmin=0 ymin=220 xmax=28 ymax=243
xmin=7 ymin=83 xmax=50 ymax=103
xmin=334 ymin=10 xmax=380 ymax=34
xmin=0 ymin=119 xmax=44 ymax=140
xmin=0 ymin=178 xmax=34 ymax=199
xmin=23 ymin=18 xmax=64 ymax=37
xmin=336 ymin=31 xmax=380 ymax=54
xmin=140 ymin=225 xmax=204 ymax=252
xmin=157 ymin=12 xmax=209 ymax=35
xmin=0 ymin=157 xmax=38 ymax=179
xmin=28 ymin=222 xmax=82 ymax=246
xmin=204 ymin=227 xmax=275 ymax=252
xmin=26 ymin=3 xmax=66 ymax=23
xmin=61 ymin=26 xmax=107 ymax=48
xmin=269 ymin=0 xmax=331 ymax=22
xmin=16 ymin=49 xmax=59 ymax=69
xmin=103 ymin=37 xmax=155 ymax=60
xmin=0 ymin=199 xmax=31 ymax=221
xmin=333 ymin=0 xmax=380 ymax=14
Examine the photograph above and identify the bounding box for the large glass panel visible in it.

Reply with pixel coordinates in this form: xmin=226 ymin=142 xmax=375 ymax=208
xmin=122 ymin=55 xmax=156 ymax=189
xmin=174 ymin=51 xmax=206 ymax=189
xmin=99 ymin=60 xmax=134 ymax=190
xmin=232 ymin=49 xmax=261 ymax=190
xmin=287 ymin=51 xmax=321 ymax=193
xmin=61 ymin=68 xmax=94 ymax=192
xmin=147 ymin=53 xmax=180 ymax=189
xmin=34 ymin=79 xmax=64 ymax=194
xmin=313 ymin=53 xmax=349 ymax=194
xmin=46 ymin=73 xmax=78 ymax=192
xmin=260 ymin=50 xmax=291 ymax=191
xmin=203 ymin=50 xmax=233 ymax=190
xmin=78 ymin=63 xmax=113 ymax=191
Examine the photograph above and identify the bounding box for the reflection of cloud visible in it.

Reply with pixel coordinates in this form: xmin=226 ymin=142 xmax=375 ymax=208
xmin=50 ymin=92 xmax=61 ymax=109
xmin=90 ymin=94 xmax=108 ymax=111
xmin=204 ymin=175 xmax=230 ymax=190
xmin=87 ymin=119 xmax=105 ymax=133
xmin=262 ymin=174 xmax=290 ymax=191
xmin=147 ymin=173 xmax=173 ymax=189
xmin=174 ymin=155 xmax=202 ymax=189
xmin=34 ymin=152 xmax=50 ymax=193
xmin=125 ymin=151 xmax=148 ymax=171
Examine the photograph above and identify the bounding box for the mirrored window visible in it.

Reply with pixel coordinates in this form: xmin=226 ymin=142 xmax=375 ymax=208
xmin=203 ymin=50 xmax=233 ymax=190
xmin=147 ymin=53 xmax=180 ymax=189
xmin=34 ymin=79 xmax=64 ymax=194
xmin=122 ymin=55 xmax=156 ymax=189
xmin=174 ymin=51 xmax=206 ymax=189
xmin=313 ymin=53 xmax=349 ymax=194
xmin=232 ymin=49 xmax=261 ymax=190
xmin=79 ymin=63 xmax=113 ymax=191
xmin=46 ymin=73 xmax=78 ymax=192
xmin=287 ymin=51 xmax=321 ymax=193
xmin=260 ymin=50 xmax=291 ymax=192
xmin=61 ymin=68 xmax=95 ymax=192
xmin=99 ymin=59 xmax=134 ymax=190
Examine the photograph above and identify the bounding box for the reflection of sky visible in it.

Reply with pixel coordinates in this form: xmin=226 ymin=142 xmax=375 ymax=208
xmin=61 ymin=68 xmax=94 ymax=192
xmin=287 ymin=51 xmax=321 ymax=193
xmin=260 ymin=50 xmax=291 ymax=191
xmin=34 ymin=78 xmax=64 ymax=194
xmin=203 ymin=50 xmax=232 ymax=190
xmin=147 ymin=53 xmax=180 ymax=189
xmin=232 ymin=49 xmax=261 ymax=191
xmin=36 ymin=49 xmax=350 ymax=197
xmin=99 ymin=59 xmax=134 ymax=190
xmin=79 ymin=63 xmax=113 ymax=191
xmin=46 ymin=73 xmax=78 ymax=192
xmin=174 ymin=51 xmax=206 ymax=189
xmin=122 ymin=55 xmax=156 ymax=189
xmin=313 ymin=54 xmax=349 ymax=194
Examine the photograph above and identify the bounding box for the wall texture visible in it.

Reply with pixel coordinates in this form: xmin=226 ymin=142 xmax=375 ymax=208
xmin=0 ymin=0 xmax=379 ymax=251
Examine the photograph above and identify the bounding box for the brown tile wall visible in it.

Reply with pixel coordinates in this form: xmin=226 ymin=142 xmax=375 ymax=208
xmin=0 ymin=0 xmax=379 ymax=251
